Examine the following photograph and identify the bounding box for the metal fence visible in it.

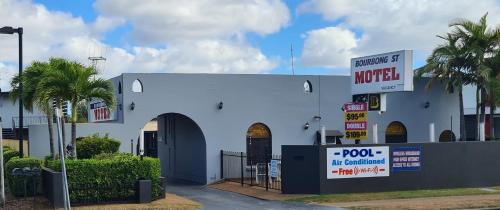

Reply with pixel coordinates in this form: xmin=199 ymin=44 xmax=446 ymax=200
xmin=221 ymin=150 xmax=282 ymax=191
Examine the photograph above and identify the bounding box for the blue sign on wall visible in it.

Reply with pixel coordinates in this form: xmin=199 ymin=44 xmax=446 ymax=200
xmin=392 ymin=146 xmax=422 ymax=172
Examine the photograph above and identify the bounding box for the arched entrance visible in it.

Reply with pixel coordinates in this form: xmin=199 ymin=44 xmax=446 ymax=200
xmin=246 ymin=123 xmax=272 ymax=164
xmin=157 ymin=113 xmax=207 ymax=184
xmin=439 ymin=130 xmax=456 ymax=142
xmin=385 ymin=121 xmax=407 ymax=143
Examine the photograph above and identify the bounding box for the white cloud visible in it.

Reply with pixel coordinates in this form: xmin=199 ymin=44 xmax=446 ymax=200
xmin=93 ymin=0 xmax=290 ymax=43
xmin=0 ymin=0 xmax=286 ymax=91
xmin=298 ymin=0 xmax=500 ymax=68
xmin=301 ymin=27 xmax=358 ymax=68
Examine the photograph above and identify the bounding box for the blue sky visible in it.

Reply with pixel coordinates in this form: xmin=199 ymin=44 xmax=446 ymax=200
xmin=1 ymin=0 xmax=499 ymax=91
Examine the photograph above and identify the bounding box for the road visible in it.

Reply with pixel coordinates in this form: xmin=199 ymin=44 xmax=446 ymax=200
xmin=166 ymin=181 xmax=342 ymax=210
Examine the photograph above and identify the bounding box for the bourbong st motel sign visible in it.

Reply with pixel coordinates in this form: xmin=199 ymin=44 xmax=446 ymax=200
xmin=351 ymin=50 xmax=413 ymax=95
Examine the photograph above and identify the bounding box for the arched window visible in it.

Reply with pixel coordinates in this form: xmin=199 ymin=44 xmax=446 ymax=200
xmin=439 ymin=130 xmax=456 ymax=142
xmin=304 ymin=80 xmax=312 ymax=93
xmin=246 ymin=123 xmax=272 ymax=164
xmin=385 ymin=121 xmax=407 ymax=143
xmin=118 ymin=82 xmax=122 ymax=94
xmin=132 ymin=79 xmax=143 ymax=93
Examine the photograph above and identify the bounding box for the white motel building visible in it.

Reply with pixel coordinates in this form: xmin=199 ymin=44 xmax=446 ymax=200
xmin=0 ymin=50 xmax=498 ymax=184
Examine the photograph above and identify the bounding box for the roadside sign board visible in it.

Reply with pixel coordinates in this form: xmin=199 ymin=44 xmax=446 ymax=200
xmin=351 ymin=50 xmax=413 ymax=94
xmin=392 ymin=146 xmax=422 ymax=172
xmin=344 ymin=102 xmax=368 ymax=140
xmin=270 ymin=159 xmax=278 ymax=178
xmin=88 ymin=99 xmax=117 ymax=122
xmin=327 ymin=146 xmax=390 ymax=179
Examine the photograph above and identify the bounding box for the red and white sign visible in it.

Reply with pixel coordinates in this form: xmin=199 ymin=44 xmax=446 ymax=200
xmin=344 ymin=102 xmax=368 ymax=140
xmin=351 ymin=50 xmax=413 ymax=94
xmin=88 ymin=100 xmax=117 ymax=122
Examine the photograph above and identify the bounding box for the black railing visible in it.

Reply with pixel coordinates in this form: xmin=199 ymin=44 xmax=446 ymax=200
xmin=221 ymin=150 xmax=282 ymax=191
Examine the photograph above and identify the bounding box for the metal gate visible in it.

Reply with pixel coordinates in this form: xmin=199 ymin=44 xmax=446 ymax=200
xmin=220 ymin=150 xmax=281 ymax=191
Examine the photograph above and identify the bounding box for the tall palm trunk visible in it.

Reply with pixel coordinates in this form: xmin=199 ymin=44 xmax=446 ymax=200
xmin=476 ymin=86 xmax=480 ymax=140
xmin=490 ymin=85 xmax=496 ymax=140
xmin=480 ymin=87 xmax=487 ymax=140
xmin=46 ymin=106 xmax=55 ymax=159
xmin=459 ymin=90 xmax=467 ymax=141
xmin=71 ymin=101 xmax=78 ymax=159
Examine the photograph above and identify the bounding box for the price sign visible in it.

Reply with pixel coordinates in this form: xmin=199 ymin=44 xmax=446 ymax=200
xmin=344 ymin=102 xmax=368 ymax=140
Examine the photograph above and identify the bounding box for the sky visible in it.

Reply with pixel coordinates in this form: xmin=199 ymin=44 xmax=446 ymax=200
xmin=1 ymin=0 xmax=500 ymax=91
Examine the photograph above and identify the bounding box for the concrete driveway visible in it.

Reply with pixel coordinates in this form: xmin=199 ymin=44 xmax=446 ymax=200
xmin=166 ymin=181 xmax=343 ymax=210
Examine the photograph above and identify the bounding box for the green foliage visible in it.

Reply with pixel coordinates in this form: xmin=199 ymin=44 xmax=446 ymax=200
xmin=46 ymin=154 xmax=161 ymax=203
xmin=5 ymin=158 xmax=43 ymax=197
xmin=4 ymin=150 xmax=20 ymax=163
xmin=3 ymin=146 xmax=12 ymax=151
xmin=76 ymin=133 xmax=121 ymax=159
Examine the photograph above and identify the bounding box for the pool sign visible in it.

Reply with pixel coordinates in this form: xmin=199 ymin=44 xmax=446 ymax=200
xmin=327 ymin=146 xmax=389 ymax=179
xmin=344 ymin=102 xmax=368 ymax=140
xmin=351 ymin=50 xmax=413 ymax=94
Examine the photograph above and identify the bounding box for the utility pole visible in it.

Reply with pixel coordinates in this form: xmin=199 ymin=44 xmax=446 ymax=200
xmin=290 ymin=44 xmax=295 ymax=75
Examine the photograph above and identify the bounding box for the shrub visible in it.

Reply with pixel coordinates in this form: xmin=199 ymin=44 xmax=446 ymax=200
xmin=5 ymin=158 xmax=43 ymax=197
xmin=3 ymin=145 xmax=11 ymax=151
xmin=4 ymin=150 xmax=20 ymax=163
xmin=76 ymin=133 xmax=121 ymax=159
xmin=46 ymin=155 xmax=161 ymax=203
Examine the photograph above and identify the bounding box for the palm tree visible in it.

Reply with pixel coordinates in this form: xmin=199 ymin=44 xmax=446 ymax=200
xmin=416 ymin=33 xmax=473 ymax=141
xmin=40 ymin=60 xmax=115 ymax=158
xmin=449 ymin=13 xmax=500 ymax=140
xmin=485 ymin=53 xmax=500 ymax=139
xmin=10 ymin=61 xmax=56 ymax=159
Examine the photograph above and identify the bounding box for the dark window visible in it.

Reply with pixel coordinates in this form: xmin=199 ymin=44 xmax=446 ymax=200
xmin=385 ymin=121 xmax=407 ymax=143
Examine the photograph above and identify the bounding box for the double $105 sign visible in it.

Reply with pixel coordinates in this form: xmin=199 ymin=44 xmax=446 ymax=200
xmin=344 ymin=102 xmax=368 ymax=140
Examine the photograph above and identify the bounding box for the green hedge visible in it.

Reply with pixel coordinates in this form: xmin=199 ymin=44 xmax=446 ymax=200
xmin=76 ymin=133 xmax=121 ymax=159
xmin=5 ymin=158 xmax=43 ymax=197
xmin=4 ymin=150 xmax=20 ymax=163
xmin=46 ymin=155 xmax=161 ymax=203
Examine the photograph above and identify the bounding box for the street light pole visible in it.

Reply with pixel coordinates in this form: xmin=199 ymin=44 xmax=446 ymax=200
xmin=0 ymin=26 xmax=24 ymax=158
xmin=17 ymin=28 xmax=23 ymax=158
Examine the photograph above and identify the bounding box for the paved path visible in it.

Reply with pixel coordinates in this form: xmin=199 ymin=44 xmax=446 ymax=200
xmin=166 ymin=182 xmax=342 ymax=210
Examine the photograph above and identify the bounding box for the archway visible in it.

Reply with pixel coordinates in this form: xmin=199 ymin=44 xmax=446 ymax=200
xmin=157 ymin=113 xmax=207 ymax=184
xmin=246 ymin=123 xmax=272 ymax=164
xmin=385 ymin=121 xmax=407 ymax=143
xmin=439 ymin=130 xmax=456 ymax=142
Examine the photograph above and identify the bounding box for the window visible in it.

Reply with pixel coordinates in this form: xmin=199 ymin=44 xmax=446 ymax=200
xmin=439 ymin=130 xmax=456 ymax=142
xmin=118 ymin=82 xmax=122 ymax=94
xmin=132 ymin=79 xmax=143 ymax=93
xmin=385 ymin=121 xmax=407 ymax=143
xmin=304 ymin=80 xmax=312 ymax=93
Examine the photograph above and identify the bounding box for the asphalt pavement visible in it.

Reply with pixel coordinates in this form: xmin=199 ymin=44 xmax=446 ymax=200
xmin=166 ymin=181 xmax=342 ymax=210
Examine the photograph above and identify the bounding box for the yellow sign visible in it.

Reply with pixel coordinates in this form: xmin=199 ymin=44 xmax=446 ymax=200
xmin=345 ymin=130 xmax=368 ymax=140
xmin=344 ymin=102 xmax=368 ymax=140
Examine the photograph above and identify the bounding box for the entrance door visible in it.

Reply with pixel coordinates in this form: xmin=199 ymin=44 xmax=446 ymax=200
xmin=246 ymin=123 xmax=272 ymax=164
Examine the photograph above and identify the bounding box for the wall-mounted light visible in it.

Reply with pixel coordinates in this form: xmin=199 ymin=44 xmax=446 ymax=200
xmin=314 ymin=116 xmax=322 ymax=120
xmin=304 ymin=122 xmax=310 ymax=130
xmin=218 ymin=101 xmax=223 ymax=110
xmin=424 ymin=101 xmax=430 ymax=109
xmin=130 ymin=102 xmax=135 ymax=111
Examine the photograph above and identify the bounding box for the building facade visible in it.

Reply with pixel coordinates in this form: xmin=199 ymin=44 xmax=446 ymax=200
xmin=28 ymin=73 xmax=462 ymax=184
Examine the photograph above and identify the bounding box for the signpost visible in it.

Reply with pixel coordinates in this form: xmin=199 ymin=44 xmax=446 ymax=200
xmin=351 ymin=50 xmax=413 ymax=95
xmin=327 ymin=146 xmax=389 ymax=179
xmin=344 ymin=102 xmax=368 ymax=141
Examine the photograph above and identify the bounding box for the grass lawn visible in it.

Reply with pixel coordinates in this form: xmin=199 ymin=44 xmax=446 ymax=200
xmin=74 ymin=193 xmax=201 ymax=210
xmin=287 ymin=186 xmax=500 ymax=203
